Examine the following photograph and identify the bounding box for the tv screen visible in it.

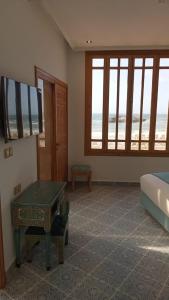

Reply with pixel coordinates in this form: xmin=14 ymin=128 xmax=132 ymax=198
xmin=0 ymin=76 xmax=43 ymax=143
xmin=20 ymin=83 xmax=31 ymax=138
xmin=29 ymin=86 xmax=42 ymax=135
xmin=0 ymin=77 xmax=19 ymax=142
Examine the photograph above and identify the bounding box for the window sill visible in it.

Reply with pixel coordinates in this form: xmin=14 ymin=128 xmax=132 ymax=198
xmin=84 ymin=149 xmax=169 ymax=157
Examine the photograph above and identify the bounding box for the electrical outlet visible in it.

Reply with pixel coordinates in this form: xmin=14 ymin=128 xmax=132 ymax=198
xmin=9 ymin=147 xmax=13 ymax=157
xmin=17 ymin=184 xmax=21 ymax=194
xmin=14 ymin=184 xmax=21 ymax=196
xmin=4 ymin=147 xmax=13 ymax=158
xmin=4 ymin=148 xmax=10 ymax=158
xmin=14 ymin=186 xmax=18 ymax=196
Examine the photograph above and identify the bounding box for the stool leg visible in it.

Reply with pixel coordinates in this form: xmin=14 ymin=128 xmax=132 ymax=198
xmin=88 ymin=171 xmax=92 ymax=192
xmin=25 ymin=237 xmax=33 ymax=263
xmin=65 ymin=229 xmax=69 ymax=246
xmin=45 ymin=232 xmax=51 ymax=271
xmin=14 ymin=228 xmax=21 ymax=268
xmin=58 ymin=237 xmax=64 ymax=264
xmin=72 ymin=173 xmax=75 ymax=191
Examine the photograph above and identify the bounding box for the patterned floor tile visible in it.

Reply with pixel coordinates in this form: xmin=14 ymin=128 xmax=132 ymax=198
xmin=69 ymin=214 xmax=91 ymax=227
xmin=64 ymin=242 xmax=81 ymax=260
xmin=119 ymin=238 xmax=149 ymax=257
xmin=145 ymin=243 xmax=169 ymax=264
xmin=87 ymin=202 xmax=110 ymax=213
xmin=112 ymin=290 xmax=134 ymax=300
xmin=108 ymin=246 xmax=144 ymax=270
xmin=135 ymin=256 xmax=169 ymax=286
xmin=69 ymin=276 xmax=116 ymax=300
xmin=157 ymin=285 xmax=169 ymax=300
xmin=47 ymin=262 xmax=86 ymax=293
xmin=67 ymin=249 xmax=103 ymax=273
xmin=117 ymin=200 xmax=137 ymax=211
xmin=133 ymin=222 xmax=164 ymax=238
xmin=5 ymin=265 xmax=39 ymax=298
xmin=92 ymin=258 xmax=130 ymax=288
xmin=111 ymin=200 xmax=136 ymax=212
xmin=94 ymin=211 xmax=119 ymax=226
xmin=0 ymin=291 xmax=11 ymax=300
xmin=80 ymin=220 xmax=106 ymax=236
xmin=5 ymin=184 xmax=169 ymax=300
xmin=123 ymin=207 xmax=148 ymax=223
xmin=99 ymin=227 xmax=128 ymax=245
xmin=69 ymin=203 xmax=84 ymax=215
xmin=69 ymin=227 xmax=93 ymax=247
xmin=20 ymin=281 xmax=66 ymax=300
xmin=153 ymin=235 xmax=169 ymax=247
xmin=83 ymin=237 xmax=116 ymax=257
xmin=120 ymin=271 xmax=160 ymax=299
xmin=103 ymin=205 xmax=127 ymax=219
xmin=77 ymin=207 xmax=103 ymax=219
xmin=144 ymin=215 xmax=164 ymax=228
xmin=25 ymin=249 xmax=58 ymax=277
xmin=111 ymin=218 xmax=138 ymax=235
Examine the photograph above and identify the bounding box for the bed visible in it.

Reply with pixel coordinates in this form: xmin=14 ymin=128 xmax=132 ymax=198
xmin=140 ymin=172 xmax=169 ymax=231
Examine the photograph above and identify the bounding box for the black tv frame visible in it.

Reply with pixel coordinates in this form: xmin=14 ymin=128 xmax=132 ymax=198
xmin=0 ymin=76 xmax=43 ymax=143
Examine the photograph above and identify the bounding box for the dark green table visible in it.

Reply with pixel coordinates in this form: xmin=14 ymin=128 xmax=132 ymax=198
xmin=11 ymin=181 xmax=66 ymax=270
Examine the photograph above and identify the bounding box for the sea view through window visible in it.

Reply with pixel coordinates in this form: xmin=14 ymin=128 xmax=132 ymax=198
xmin=85 ymin=51 xmax=169 ymax=156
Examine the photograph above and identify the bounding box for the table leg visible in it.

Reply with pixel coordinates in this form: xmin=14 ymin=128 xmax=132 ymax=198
xmin=58 ymin=237 xmax=64 ymax=264
xmin=88 ymin=171 xmax=92 ymax=192
xmin=72 ymin=173 xmax=75 ymax=191
xmin=65 ymin=229 xmax=69 ymax=246
xmin=45 ymin=231 xmax=51 ymax=271
xmin=14 ymin=228 xmax=21 ymax=268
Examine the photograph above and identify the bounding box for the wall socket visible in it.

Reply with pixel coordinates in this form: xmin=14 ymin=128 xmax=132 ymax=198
xmin=9 ymin=147 xmax=13 ymax=156
xmin=4 ymin=147 xmax=13 ymax=159
xmin=14 ymin=184 xmax=21 ymax=196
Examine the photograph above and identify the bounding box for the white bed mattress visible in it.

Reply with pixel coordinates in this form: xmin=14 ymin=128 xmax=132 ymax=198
xmin=140 ymin=174 xmax=169 ymax=217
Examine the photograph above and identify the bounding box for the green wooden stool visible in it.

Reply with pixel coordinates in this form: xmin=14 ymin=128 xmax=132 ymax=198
xmin=71 ymin=164 xmax=92 ymax=191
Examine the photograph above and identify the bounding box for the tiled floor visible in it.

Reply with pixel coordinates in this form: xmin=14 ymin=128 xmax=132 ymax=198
xmin=2 ymin=184 xmax=169 ymax=299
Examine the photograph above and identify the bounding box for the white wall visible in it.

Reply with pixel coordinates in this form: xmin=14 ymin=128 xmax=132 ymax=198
xmin=68 ymin=49 xmax=169 ymax=182
xmin=0 ymin=0 xmax=68 ymax=270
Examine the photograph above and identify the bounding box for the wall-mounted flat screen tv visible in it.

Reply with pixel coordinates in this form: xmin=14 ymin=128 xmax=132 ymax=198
xmin=0 ymin=76 xmax=42 ymax=143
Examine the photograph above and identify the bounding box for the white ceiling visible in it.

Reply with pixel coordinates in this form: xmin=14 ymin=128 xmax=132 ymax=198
xmin=41 ymin=0 xmax=169 ymax=50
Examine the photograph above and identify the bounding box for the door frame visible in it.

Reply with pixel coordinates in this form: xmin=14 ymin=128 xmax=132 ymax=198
xmin=0 ymin=199 xmax=6 ymax=289
xmin=34 ymin=66 xmax=68 ymax=181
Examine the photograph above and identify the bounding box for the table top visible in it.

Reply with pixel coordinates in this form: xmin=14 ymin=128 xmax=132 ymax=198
xmin=11 ymin=181 xmax=66 ymax=208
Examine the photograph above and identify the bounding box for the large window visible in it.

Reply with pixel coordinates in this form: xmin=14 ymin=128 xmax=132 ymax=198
xmin=85 ymin=50 xmax=169 ymax=156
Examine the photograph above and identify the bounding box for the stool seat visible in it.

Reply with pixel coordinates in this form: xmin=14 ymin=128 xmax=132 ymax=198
xmin=71 ymin=164 xmax=92 ymax=191
xmin=71 ymin=164 xmax=91 ymax=172
xmin=25 ymin=215 xmax=68 ymax=237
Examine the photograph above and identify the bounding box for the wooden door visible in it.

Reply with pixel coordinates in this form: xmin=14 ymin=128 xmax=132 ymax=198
xmin=36 ymin=67 xmax=68 ymax=182
xmin=54 ymin=82 xmax=68 ymax=181
xmin=38 ymin=80 xmax=54 ymax=180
